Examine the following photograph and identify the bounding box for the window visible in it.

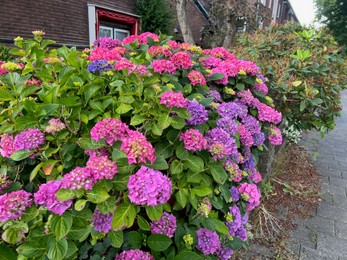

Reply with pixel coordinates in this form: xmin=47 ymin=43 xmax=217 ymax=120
xmin=99 ymin=26 xmax=113 ymax=38
xmin=114 ymin=29 xmax=130 ymax=41
xmin=97 ymin=25 xmax=130 ymax=41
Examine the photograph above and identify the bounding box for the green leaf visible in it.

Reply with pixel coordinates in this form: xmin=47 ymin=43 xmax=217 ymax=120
xmin=300 ymin=100 xmax=306 ymax=112
xmin=51 ymin=213 xmax=73 ymax=240
xmin=112 ymin=202 xmax=137 ymax=229
xmin=78 ymin=137 xmax=105 ymax=150
xmin=65 ymin=240 xmax=78 ymax=259
xmin=55 ymin=188 xmax=75 ymax=201
xmin=10 ymin=150 xmax=33 ymax=161
xmin=74 ymin=199 xmax=88 ymax=211
xmin=170 ymin=160 xmax=184 ymax=175
xmin=191 ymin=186 xmax=212 ymax=197
xmin=47 ymin=237 xmax=68 ymax=260
xmin=0 ymin=244 xmax=17 ymax=260
xmin=187 ymin=172 xmax=202 ymax=183
xmin=185 ymin=155 xmax=204 ymax=173
xmin=20 ymin=206 xmax=39 ymax=222
xmin=0 ymin=88 xmax=14 ymax=101
xmin=202 ymin=218 xmax=229 ymax=235
xmin=17 ymin=242 xmax=46 ymax=258
xmin=112 ymin=172 xmax=131 ymax=190
xmin=175 ymin=190 xmax=188 ymax=208
xmin=147 ymin=156 xmax=168 ymax=170
xmin=29 ymin=162 xmax=43 ymax=182
xmin=146 ymin=204 xmax=163 ymax=221
xmin=158 ymin=114 xmax=172 ymax=129
xmin=86 ymin=186 xmax=110 ymax=204
xmin=107 ymin=231 xmax=124 ymax=248
xmin=126 ymin=231 xmax=142 ymax=248
xmin=116 ymin=103 xmax=133 ymax=114
xmin=130 ymin=115 xmax=147 ymax=126
xmin=176 ymin=146 xmax=189 ymax=160
xmin=147 ymin=234 xmax=172 ymax=252
xmin=209 ymin=73 xmax=225 ymax=81
xmin=173 ymin=251 xmax=204 ymax=260
xmin=15 ymin=114 xmax=37 ymax=131
xmin=209 ymin=163 xmax=228 ymax=184
xmin=170 ymin=116 xmax=186 ymax=129
xmin=152 ymin=123 xmax=163 ymax=136
xmin=137 ymin=215 xmax=150 ymax=231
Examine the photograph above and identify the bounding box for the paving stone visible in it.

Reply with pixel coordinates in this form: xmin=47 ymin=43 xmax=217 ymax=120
xmin=290 ymin=227 xmax=317 ymax=250
xmin=300 ymin=246 xmax=339 ymax=260
xmin=335 ymin=221 xmax=347 ymax=240
xmin=316 ymin=233 xmax=347 ymax=257
xmin=303 ymin=216 xmax=335 ymax=236
xmin=317 ymin=202 xmax=347 ymax=223
xmin=329 ymin=177 xmax=347 ymax=188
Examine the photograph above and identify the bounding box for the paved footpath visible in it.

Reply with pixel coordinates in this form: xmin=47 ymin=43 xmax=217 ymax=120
xmin=288 ymin=91 xmax=347 ymax=260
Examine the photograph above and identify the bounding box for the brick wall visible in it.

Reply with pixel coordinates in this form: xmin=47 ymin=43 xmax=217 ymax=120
xmin=0 ymin=0 xmax=136 ymax=47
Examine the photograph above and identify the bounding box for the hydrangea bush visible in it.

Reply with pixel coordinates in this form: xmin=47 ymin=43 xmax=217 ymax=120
xmin=0 ymin=31 xmax=282 ymax=259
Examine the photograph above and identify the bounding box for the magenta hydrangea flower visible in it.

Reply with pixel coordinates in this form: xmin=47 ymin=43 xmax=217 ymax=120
xmin=115 ymin=249 xmax=154 ymax=260
xmin=114 ymin=58 xmax=134 ymax=72
xmin=93 ymin=209 xmax=113 ymax=233
xmin=201 ymin=57 xmax=222 ymax=69
xmin=89 ymin=47 xmax=122 ymax=61
xmin=205 ymin=128 xmax=238 ymax=160
xmin=122 ymin=35 xmax=140 ymax=45
xmin=160 ymin=91 xmax=188 ymax=108
xmin=188 ymin=70 xmax=206 ymax=86
xmin=45 ymin=118 xmax=66 ymax=134
xmin=93 ymin=37 xmax=121 ymax=49
xmin=61 ymin=167 xmax=95 ymax=190
xmin=152 ymin=60 xmax=176 ymax=74
xmin=237 ymin=60 xmax=259 ymax=75
xmin=34 ymin=180 xmax=72 ymax=215
xmin=256 ymin=103 xmax=282 ymax=124
xmin=254 ymin=83 xmax=268 ymax=95
xmin=170 ymin=51 xmax=193 ymax=69
xmin=14 ymin=128 xmax=45 ymax=151
xmin=127 ymin=166 xmax=172 ymax=206
xmin=180 ymin=129 xmax=207 ymax=151
xmin=86 ymin=156 xmax=118 ymax=181
xmin=138 ymin=32 xmax=160 ymax=44
xmin=186 ymin=100 xmax=209 ymax=125
xmin=120 ymin=130 xmax=156 ymax=164
xmin=211 ymin=47 xmax=235 ymax=60
xmin=90 ymin=118 xmax=129 ymax=146
xmin=268 ymin=125 xmax=283 ymax=145
xmin=0 ymin=134 xmax=15 ymax=158
xmin=238 ymin=124 xmax=254 ymax=147
xmin=247 ymin=168 xmax=262 ymax=184
xmin=150 ymin=212 xmax=177 ymax=238
xmin=196 ymin=228 xmax=221 ymax=255
xmin=237 ymin=90 xmax=257 ymax=107
xmin=237 ymin=183 xmax=261 ymax=211
xmin=217 ymin=247 xmax=234 ymax=260
xmin=0 ymin=190 xmax=32 ymax=222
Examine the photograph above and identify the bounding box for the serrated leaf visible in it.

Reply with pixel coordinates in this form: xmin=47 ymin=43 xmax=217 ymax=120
xmin=86 ymin=187 xmax=110 ymax=204
xmin=130 ymin=115 xmax=147 ymax=126
xmin=209 ymin=73 xmax=225 ymax=81
xmin=147 ymin=156 xmax=168 ymax=170
xmin=112 ymin=202 xmax=136 ymax=230
xmin=0 ymin=244 xmax=17 ymax=259
xmin=116 ymin=103 xmax=132 ymax=114
xmin=173 ymin=251 xmax=204 ymax=260
xmin=78 ymin=137 xmax=105 ymax=150
xmin=209 ymin=163 xmax=228 ymax=184
xmin=202 ymin=218 xmax=229 ymax=234
xmin=56 ymin=188 xmax=75 ymax=201
xmin=107 ymin=231 xmax=123 ymax=248
xmin=170 ymin=160 xmax=184 ymax=175
xmin=51 ymin=214 xmax=73 ymax=240
xmin=146 ymin=205 xmax=163 ymax=221
xmin=185 ymin=155 xmax=204 ymax=173
xmin=74 ymin=200 xmax=87 ymax=211
xmin=175 ymin=190 xmax=188 ymax=208
xmin=147 ymin=234 xmax=172 ymax=252
xmin=47 ymin=237 xmax=68 ymax=260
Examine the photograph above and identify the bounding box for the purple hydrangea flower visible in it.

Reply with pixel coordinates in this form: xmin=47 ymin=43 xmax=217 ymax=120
xmin=87 ymin=60 xmax=113 ymax=73
xmin=206 ymin=128 xmax=238 ymax=160
xmin=34 ymin=180 xmax=72 ymax=215
xmin=186 ymin=100 xmax=209 ymax=125
xmin=217 ymin=247 xmax=234 ymax=260
xmin=216 ymin=118 xmax=238 ymax=135
xmin=0 ymin=190 xmax=32 ymax=222
xmin=230 ymin=186 xmax=240 ymax=202
xmin=127 ymin=166 xmax=172 ymax=206
xmin=242 ymin=115 xmax=261 ymax=134
xmin=226 ymin=206 xmax=242 ymax=236
xmin=14 ymin=128 xmax=45 ymax=151
xmin=150 ymin=212 xmax=177 ymax=238
xmin=115 ymin=249 xmax=154 ymax=260
xmin=235 ymin=225 xmax=248 ymax=241
xmin=238 ymin=124 xmax=254 ymax=147
xmin=206 ymin=89 xmax=222 ymax=102
xmin=247 ymin=168 xmax=262 ymax=184
xmin=61 ymin=167 xmax=95 ymax=190
xmin=196 ymin=228 xmax=221 ymax=255
xmin=242 ymin=156 xmax=256 ymax=171
xmin=217 ymin=102 xmax=240 ymax=119
xmin=93 ymin=209 xmax=113 ymax=233
xmin=252 ymin=132 xmax=265 ymax=146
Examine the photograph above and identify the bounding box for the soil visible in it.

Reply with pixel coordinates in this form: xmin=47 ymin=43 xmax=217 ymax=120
xmin=234 ymin=143 xmax=321 ymax=259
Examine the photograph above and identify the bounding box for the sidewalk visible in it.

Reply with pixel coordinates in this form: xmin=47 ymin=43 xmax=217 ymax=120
xmin=288 ymin=91 xmax=347 ymax=259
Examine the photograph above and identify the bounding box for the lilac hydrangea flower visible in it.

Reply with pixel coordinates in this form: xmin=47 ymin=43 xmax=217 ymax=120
xmin=186 ymin=100 xmax=209 ymax=125
xmin=0 ymin=190 xmax=32 ymax=222
xmin=150 ymin=212 xmax=177 ymax=238
xmin=206 ymin=88 xmax=222 ymax=102
xmin=217 ymin=247 xmax=234 ymax=260
xmin=217 ymin=102 xmax=240 ymax=119
xmin=242 ymin=115 xmax=261 ymax=134
xmin=226 ymin=205 xmax=242 ymax=236
xmin=115 ymin=249 xmax=154 ymax=260
xmin=216 ymin=118 xmax=238 ymax=135
xmin=14 ymin=128 xmax=45 ymax=151
xmin=34 ymin=180 xmax=72 ymax=215
xmin=235 ymin=225 xmax=248 ymax=241
xmin=61 ymin=167 xmax=95 ymax=190
xmin=93 ymin=209 xmax=113 ymax=233
xmin=87 ymin=60 xmax=113 ymax=73
xmin=196 ymin=228 xmax=221 ymax=255
xmin=205 ymin=128 xmax=238 ymax=160
xmin=127 ymin=166 xmax=172 ymax=206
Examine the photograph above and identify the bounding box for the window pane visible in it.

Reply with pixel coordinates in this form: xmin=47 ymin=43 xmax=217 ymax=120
xmin=115 ymin=30 xmax=130 ymax=41
xmin=99 ymin=26 xmax=113 ymax=38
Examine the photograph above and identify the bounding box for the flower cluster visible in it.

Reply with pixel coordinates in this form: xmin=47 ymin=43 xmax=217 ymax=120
xmin=237 ymin=183 xmax=261 ymax=211
xmin=150 ymin=212 xmax=177 ymax=238
xmin=61 ymin=167 xmax=95 ymax=190
xmin=115 ymin=249 xmax=154 ymax=260
xmin=186 ymin=100 xmax=209 ymax=125
xmin=188 ymin=70 xmax=206 ymax=86
xmin=90 ymin=118 xmax=129 ymax=145
xmin=86 ymin=156 xmax=118 ymax=181
xmin=87 ymin=60 xmax=113 ymax=73
xmin=152 ymin=60 xmax=176 ymax=74
xmin=160 ymin=91 xmax=188 ymax=108
xmin=225 ymin=206 xmax=248 ymax=241
xmin=268 ymin=125 xmax=283 ymax=145
xmin=0 ymin=190 xmax=32 ymax=222
xmin=44 ymin=118 xmax=66 ymax=134
xmin=127 ymin=166 xmax=172 ymax=206
xmin=93 ymin=209 xmax=113 ymax=233
xmin=13 ymin=128 xmax=45 ymax=152
xmin=0 ymin=134 xmax=15 ymax=158
xmin=196 ymin=228 xmax=221 ymax=255
xmin=205 ymin=128 xmax=238 ymax=160
xmin=180 ymin=129 xmax=207 ymax=151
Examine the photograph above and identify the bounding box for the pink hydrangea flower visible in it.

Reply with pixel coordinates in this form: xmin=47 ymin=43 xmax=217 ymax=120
xmin=90 ymin=118 xmax=129 ymax=146
xmin=150 ymin=212 xmax=177 ymax=238
xmin=237 ymin=89 xmax=257 ymax=107
xmin=170 ymin=51 xmax=193 ymax=69
xmin=115 ymin=249 xmax=154 ymax=260
xmin=120 ymin=130 xmax=156 ymax=164
xmin=224 ymin=160 xmax=243 ymax=182
xmin=211 ymin=47 xmax=235 ymax=60
xmin=152 ymin=60 xmax=176 ymax=74
xmin=61 ymin=167 xmax=95 ymax=190
xmin=148 ymin=46 xmax=172 ymax=57
xmin=34 ymin=180 xmax=72 ymax=215
xmin=238 ymin=124 xmax=254 ymax=147
xmin=237 ymin=183 xmax=261 ymax=211
xmin=188 ymin=70 xmax=206 ymax=86
xmin=127 ymin=166 xmax=172 ymax=206
xmin=114 ymin=58 xmax=134 ymax=72
xmin=268 ymin=125 xmax=282 ymax=145
xmin=160 ymin=91 xmax=188 ymax=108
xmin=201 ymin=57 xmax=222 ymax=69
xmin=45 ymin=118 xmax=66 ymax=134
xmin=237 ymin=60 xmax=259 ymax=75
xmin=0 ymin=190 xmax=32 ymax=222
xmin=254 ymin=83 xmax=268 ymax=95
xmin=93 ymin=37 xmax=121 ymax=49
xmin=86 ymin=156 xmax=118 ymax=181
xmin=179 ymin=129 xmax=207 ymax=151
xmin=0 ymin=134 xmax=15 ymax=158
xmin=247 ymin=168 xmax=262 ymax=184
xmin=167 ymin=40 xmax=179 ymax=49
xmin=0 ymin=61 xmax=9 ymax=75
xmin=14 ymin=128 xmax=45 ymax=152
xmin=88 ymin=47 xmax=122 ymax=61
xmin=122 ymin=35 xmax=140 ymax=45
xmin=138 ymin=32 xmax=160 ymax=43
xmin=85 ymin=147 xmax=110 ymax=158
xmin=26 ymin=78 xmax=41 ymax=86
xmin=256 ymin=103 xmax=282 ymax=124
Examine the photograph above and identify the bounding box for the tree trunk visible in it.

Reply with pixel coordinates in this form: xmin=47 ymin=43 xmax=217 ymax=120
xmin=222 ymin=18 xmax=238 ymax=48
xmin=175 ymin=0 xmax=195 ymax=45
